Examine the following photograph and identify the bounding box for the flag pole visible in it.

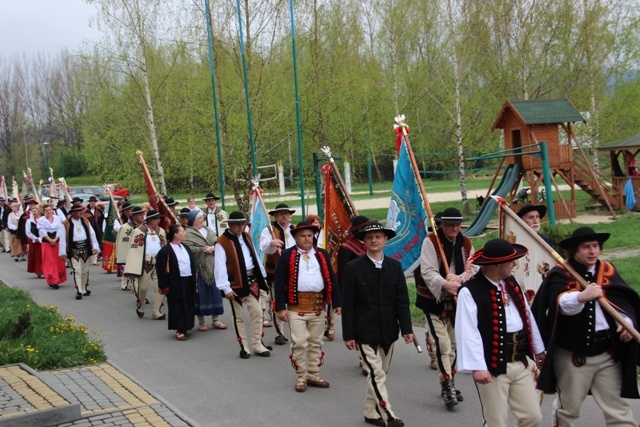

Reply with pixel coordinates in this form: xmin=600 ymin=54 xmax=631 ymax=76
xmin=251 ymin=175 xmax=280 ymax=255
xmin=136 ymin=149 xmax=178 ymax=225
xmin=27 ymin=169 xmax=40 ymax=203
xmin=395 ymin=115 xmax=450 ymax=276
xmin=498 ymin=199 xmax=640 ymax=342
xmin=320 ymin=146 xmax=358 ymax=217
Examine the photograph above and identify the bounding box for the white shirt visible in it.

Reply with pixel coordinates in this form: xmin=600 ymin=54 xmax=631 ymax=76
xmin=59 ymin=218 xmax=98 ymax=257
xmin=455 ymin=273 xmax=545 ymax=373
xmin=558 ymin=265 xmax=633 ymax=330
xmin=260 ymin=223 xmax=295 ymax=254
xmin=170 ymin=243 xmax=192 ymax=277
xmin=296 ymin=247 xmax=324 ymax=292
xmin=25 ymin=218 xmax=41 ymax=243
xmin=145 ymin=229 xmax=162 ymax=257
xmin=214 ymin=236 xmax=266 ymax=295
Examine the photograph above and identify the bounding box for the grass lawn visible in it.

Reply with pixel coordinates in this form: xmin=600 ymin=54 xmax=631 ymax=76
xmin=0 ymin=284 xmax=106 ymax=370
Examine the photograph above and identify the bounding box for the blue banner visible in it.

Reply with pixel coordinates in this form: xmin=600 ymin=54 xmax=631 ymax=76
xmin=250 ymin=194 xmax=269 ymax=263
xmin=384 ymin=140 xmax=427 ymax=274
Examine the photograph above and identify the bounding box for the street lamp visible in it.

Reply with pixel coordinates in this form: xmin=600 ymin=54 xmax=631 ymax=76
xmin=43 ymin=142 xmax=50 ymax=172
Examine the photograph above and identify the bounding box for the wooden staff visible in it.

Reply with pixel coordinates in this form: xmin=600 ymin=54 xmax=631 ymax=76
xmin=136 ymin=150 xmax=178 ymax=226
xmin=27 ymin=168 xmax=40 ymax=203
xmin=320 ymin=146 xmax=358 ymax=217
xmin=499 ymin=199 xmax=640 ymax=342
xmin=395 ymin=115 xmax=451 ymax=276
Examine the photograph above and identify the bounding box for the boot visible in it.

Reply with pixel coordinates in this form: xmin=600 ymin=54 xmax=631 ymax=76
xmin=450 ymin=376 xmax=463 ymax=402
xmin=441 ymin=380 xmax=458 ymax=408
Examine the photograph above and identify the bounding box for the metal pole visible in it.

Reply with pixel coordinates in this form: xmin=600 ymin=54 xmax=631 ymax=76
xmin=539 ymin=141 xmax=556 ymax=229
xmin=235 ymin=0 xmax=257 ymax=177
xmin=289 ymin=0 xmax=305 ymax=217
xmin=366 ymin=127 xmax=373 ymax=195
xmin=312 ymin=153 xmax=322 ymax=220
xmin=204 ymin=0 xmax=226 ymax=209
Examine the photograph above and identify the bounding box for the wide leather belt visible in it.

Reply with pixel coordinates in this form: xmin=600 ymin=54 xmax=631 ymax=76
xmin=288 ymin=291 xmax=324 ymax=312
xmin=504 ymin=330 xmax=529 ymax=363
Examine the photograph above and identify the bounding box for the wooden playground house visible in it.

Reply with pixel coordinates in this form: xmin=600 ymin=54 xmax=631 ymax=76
xmin=597 ymin=134 xmax=640 ymax=212
xmin=490 ymin=98 xmax=619 ymax=219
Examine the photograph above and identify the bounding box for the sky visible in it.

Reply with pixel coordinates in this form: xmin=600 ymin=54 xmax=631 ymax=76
xmin=0 ymin=0 xmax=102 ymax=58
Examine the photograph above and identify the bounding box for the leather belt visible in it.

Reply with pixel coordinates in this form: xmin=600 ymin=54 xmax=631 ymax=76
xmin=288 ymin=291 xmax=324 ymax=312
xmin=504 ymin=330 xmax=529 ymax=363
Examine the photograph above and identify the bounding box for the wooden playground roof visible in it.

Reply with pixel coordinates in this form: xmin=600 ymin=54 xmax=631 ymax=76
xmin=492 ymin=98 xmax=586 ymax=130
xmin=597 ymin=134 xmax=640 ymax=151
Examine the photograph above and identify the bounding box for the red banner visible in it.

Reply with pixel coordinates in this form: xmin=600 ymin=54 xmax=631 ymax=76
xmin=323 ymin=164 xmax=354 ymax=274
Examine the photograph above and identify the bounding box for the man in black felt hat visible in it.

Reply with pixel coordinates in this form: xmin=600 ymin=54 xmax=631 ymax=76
xmin=532 ymin=227 xmax=640 ymax=426
xmin=61 ymin=204 xmax=99 ymax=300
xmin=274 ymin=221 xmax=341 ymax=392
xmin=517 ymin=204 xmax=551 ymax=245
xmin=342 ymin=221 xmax=413 ymax=427
xmin=260 ymin=202 xmax=297 ymax=345
xmin=456 ymin=238 xmax=545 ymax=427
xmin=202 ymin=192 xmax=228 ymax=238
xmin=124 ymin=209 xmax=167 ymax=319
xmin=214 ymin=211 xmax=272 ymax=359
xmin=417 ymin=206 xmax=478 ymax=407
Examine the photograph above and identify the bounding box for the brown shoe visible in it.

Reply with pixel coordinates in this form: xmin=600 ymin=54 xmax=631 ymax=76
xmin=294 ymin=378 xmax=306 ymax=393
xmin=198 ymin=324 xmax=208 ymax=332
xmin=387 ymin=418 xmax=404 ymax=427
xmin=176 ymin=331 xmax=187 ymax=341
xmin=364 ymin=416 xmax=386 ymax=426
xmin=306 ymin=375 xmax=330 ymax=388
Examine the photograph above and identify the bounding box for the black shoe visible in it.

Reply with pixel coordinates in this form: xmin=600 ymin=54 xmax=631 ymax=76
xmin=75 ymin=292 xmax=82 ymax=300
xmin=136 ymin=310 xmax=144 ymax=318
xmin=254 ymin=350 xmax=270 ymax=357
xmin=275 ymin=335 xmax=287 ymax=345
xmin=145 ymin=298 xmax=149 ymax=304
xmin=239 ymin=350 xmax=251 ymax=359
xmin=441 ymin=380 xmax=458 ymax=408
xmin=364 ymin=417 xmax=386 ymax=427
xmin=83 ymin=290 xmax=91 ymax=296
xmin=51 ymin=284 xmax=59 ymax=290
xmin=387 ymin=419 xmax=405 ymax=427
xmin=154 ymin=314 xmax=166 ymax=320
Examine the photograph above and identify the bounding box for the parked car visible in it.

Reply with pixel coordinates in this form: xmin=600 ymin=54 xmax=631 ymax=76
xmin=105 ymin=183 xmax=129 ymax=201
xmin=68 ymin=186 xmax=124 ymax=203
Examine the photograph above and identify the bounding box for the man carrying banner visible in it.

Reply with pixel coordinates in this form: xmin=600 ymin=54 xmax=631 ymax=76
xmin=342 ymin=221 xmax=413 ymax=427
xmin=124 ymin=210 xmax=167 ymax=319
xmin=532 ymin=227 xmax=640 ymax=426
xmin=274 ymin=221 xmax=341 ymax=392
xmin=418 ymin=207 xmax=477 ymax=408
xmin=116 ymin=206 xmax=145 ymax=291
xmin=260 ymin=203 xmax=296 ymax=345
xmin=214 ymin=211 xmax=272 ymax=359
xmin=61 ymin=205 xmax=99 ymax=300
xmin=456 ymin=238 xmax=545 ymax=427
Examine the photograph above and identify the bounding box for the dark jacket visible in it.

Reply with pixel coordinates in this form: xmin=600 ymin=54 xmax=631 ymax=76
xmin=341 ymin=255 xmax=413 ymax=345
xmin=155 ymin=244 xmax=197 ymax=331
xmin=532 ymin=258 xmax=640 ymax=398
xmin=0 ymin=205 xmax=9 ymax=230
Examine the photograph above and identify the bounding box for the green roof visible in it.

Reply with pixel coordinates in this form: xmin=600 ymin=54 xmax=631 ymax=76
xmin=598 ymin=134 xmax=640 ymax=151
xmin=509 ymin=98 xmax=585 ymax=125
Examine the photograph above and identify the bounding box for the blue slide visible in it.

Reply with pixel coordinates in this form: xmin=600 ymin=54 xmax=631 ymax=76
xmin=463 ymin=163 xmax=522 ymax=237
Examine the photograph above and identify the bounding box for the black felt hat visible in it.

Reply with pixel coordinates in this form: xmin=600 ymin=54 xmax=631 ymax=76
xmin=203 ymin=193 xmax=221 ymax=201
xmin=269 ymin=203 xmax=295 ymax=216
xmin=120 ymin=202 xmax=132 ymax=211
xmin=130 ymin=206 xmax=144 ymax=215
xmin=353 ymin=220 xmax=396 ymax=240
xmin=517 ymin=204 xmax=547 ymax=220
xmin=559 ymin=226 xmax=610 ymax=250
xmin=145 ymin=209 xmax=163 ymax=221
xmin=70 ymin=205 xmax=85 ymax=212
xmin=165 ymin=197 xmax=178 ymax=206
xmin=291 ymin=221 xmax=320 ymax=237
xmin=178 ymin=207 xmax=191 ymax=217
xmin=227 ymin=211 xmax=248 ymax=223
xmin=471 ymin=238 xmax=528 ymax=265
xmin=439 ymin=207 xmax=466 ymax=223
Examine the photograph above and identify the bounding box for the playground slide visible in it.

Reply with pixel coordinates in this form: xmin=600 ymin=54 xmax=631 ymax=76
xmin=463 ymin=163 xmax=522 ymax=237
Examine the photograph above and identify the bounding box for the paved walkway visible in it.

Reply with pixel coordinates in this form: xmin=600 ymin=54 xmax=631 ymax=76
xmin=0 ymin=361 xmax=195 ymax=427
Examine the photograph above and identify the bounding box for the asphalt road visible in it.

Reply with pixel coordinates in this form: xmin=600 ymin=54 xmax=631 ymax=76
xmin=1 ymin=252 xmax=638 ymax=426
